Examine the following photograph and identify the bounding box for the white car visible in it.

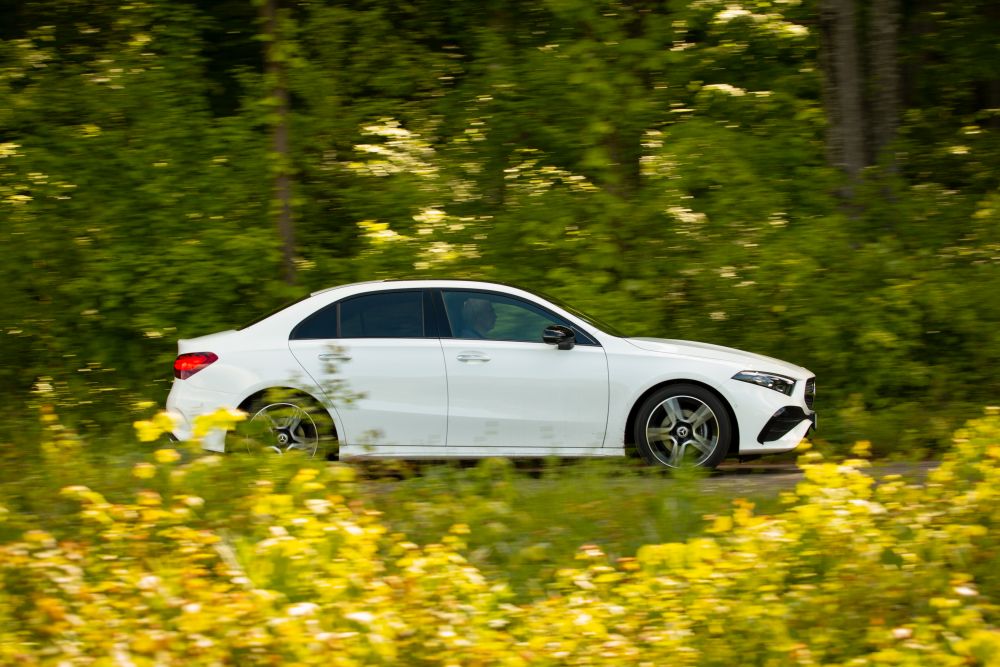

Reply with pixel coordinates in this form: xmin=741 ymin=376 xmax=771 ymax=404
xmin=166 ymin=280 xmax=815 ymax=468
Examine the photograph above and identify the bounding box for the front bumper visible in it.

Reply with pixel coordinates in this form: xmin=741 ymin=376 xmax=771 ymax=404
xmin=758 ymin=406 xmax=816 ymax=444
xmin=727 ymin=374 xmax=815 ymax=456
xmin=751 ymin=418 xmax=814 ymax=455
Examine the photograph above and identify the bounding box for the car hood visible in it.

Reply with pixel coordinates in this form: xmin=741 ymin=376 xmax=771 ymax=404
xmin=625 ymin=337 xmax=812 ymax=379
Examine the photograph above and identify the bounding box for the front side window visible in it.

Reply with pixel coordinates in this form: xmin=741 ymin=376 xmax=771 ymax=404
xmin=442 ymin=290 xmax=584 ymax=343
xmin=292 ymin=290 xmax=424 ymax=339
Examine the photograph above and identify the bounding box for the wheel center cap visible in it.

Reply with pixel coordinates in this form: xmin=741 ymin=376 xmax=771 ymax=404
xmin=277 ymin=433 xmax=289 ymax=445
xmin=676 ymin=425 xmax=690 ymax=439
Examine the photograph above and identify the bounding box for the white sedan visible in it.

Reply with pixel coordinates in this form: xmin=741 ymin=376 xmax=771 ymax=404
xmin=166 ymin=280 xmax=815 ymax=468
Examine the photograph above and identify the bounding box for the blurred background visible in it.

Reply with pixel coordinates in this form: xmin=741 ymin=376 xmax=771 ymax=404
xmin=1 ymin=0 xmax=998 ymax=455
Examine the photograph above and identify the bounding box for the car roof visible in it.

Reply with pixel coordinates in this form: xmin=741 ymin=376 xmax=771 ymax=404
xmin=310 ymin=279 xmax=512 ymax=297
xmin=310 ymin=280 xmax=387 ymax=296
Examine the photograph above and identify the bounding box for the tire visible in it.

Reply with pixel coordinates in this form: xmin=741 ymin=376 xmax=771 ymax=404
xmin=633 ymin=384 xmax=731 ymax=469
xmin=239 ymin=393 xmax=336 ymax=459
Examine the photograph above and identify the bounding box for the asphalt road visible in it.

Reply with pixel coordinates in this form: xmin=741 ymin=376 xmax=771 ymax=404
xmin=701 ymin=460 xmax=940 ymax=494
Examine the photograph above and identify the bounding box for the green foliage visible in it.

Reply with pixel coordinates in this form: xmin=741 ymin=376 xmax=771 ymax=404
xmin=0 ymin=0 xmax=998 ymax=452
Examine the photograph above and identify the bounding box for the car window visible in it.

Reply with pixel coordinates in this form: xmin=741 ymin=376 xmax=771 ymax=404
xmin=292 ymin=290 xmax=424 ymax=339
xmin=442 ymin=290 xmax=573 ymax=343
xmin=341 ymin=291 xmax=423 ymax=338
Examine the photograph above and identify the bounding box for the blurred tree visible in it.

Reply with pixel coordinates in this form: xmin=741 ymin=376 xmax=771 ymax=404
xmin=261 ymin=0 xmax=296 ymax=285
xmin=870 ymin=0 xmax=900 ymax=170
xmin=0 ymin=0 xmax=996 ymax=452
xmin=820 ymin=0 xmax=867 ymax=193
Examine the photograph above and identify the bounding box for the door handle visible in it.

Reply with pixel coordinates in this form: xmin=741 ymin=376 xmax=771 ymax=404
xmin=456 ymin=353 xmax=490 ymax=363
xmin=319 ymin=353 xmax=351 ymax=362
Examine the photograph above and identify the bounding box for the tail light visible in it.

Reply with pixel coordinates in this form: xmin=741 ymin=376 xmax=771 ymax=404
xmin=174 ymin=352 xmax=218 ymax=380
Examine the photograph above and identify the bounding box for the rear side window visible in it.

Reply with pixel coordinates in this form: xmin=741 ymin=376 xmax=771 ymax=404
xmin=292 ymin=290 xmax=425 ymax=339
xmin=341 ymin=291 xmax=423 ymax=337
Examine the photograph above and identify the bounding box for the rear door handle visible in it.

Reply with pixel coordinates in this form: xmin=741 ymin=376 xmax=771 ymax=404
xmin=456 ymin=353 xmax=490 ymax=363
xmin=319 ymin=353 xmax=351 ymax=361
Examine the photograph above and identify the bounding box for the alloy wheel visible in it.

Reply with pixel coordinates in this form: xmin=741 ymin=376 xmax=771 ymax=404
xmin=643 ymin=394 xmax=720 ymax=467
xmin=245 ymin=402 xmax=321 ymax=457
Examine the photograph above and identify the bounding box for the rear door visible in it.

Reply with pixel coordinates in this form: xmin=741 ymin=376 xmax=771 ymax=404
xmin=288 ymin=288 xmax=447 ymax=449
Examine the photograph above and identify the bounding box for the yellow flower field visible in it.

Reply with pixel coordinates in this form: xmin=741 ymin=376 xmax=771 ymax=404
xmin=1 ymin=410 xmax=998 ymax=665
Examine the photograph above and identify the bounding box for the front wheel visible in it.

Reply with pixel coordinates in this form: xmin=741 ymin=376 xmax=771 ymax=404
xmin=633 ymin=384 xmax=731 ymax=469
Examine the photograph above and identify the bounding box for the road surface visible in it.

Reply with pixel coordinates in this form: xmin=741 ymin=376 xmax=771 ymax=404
xmin=702 ymin=460 xmax=939 ymax=494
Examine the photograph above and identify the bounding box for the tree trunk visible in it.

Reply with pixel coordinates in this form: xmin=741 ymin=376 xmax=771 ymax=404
xmin=821 ymin=0 xmax=866 ymax=194
xmin=262 ymin=0 xmax=295 ymax=285
xmin=870 ymin=0 xmax=900 ymax=167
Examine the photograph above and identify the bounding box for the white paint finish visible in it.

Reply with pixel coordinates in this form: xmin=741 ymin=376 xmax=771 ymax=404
xmin=165 ymin=381 xmax=238 ymax=439
xmin=626 ymin=337 xmax=811 ymax=379
xmin=340 ymin=443 xmax=625 ymax=459
xmin=289 ymin=338 xmax=448 ymax=448
xmin=441 ymin=339 xmax=609 ymax=448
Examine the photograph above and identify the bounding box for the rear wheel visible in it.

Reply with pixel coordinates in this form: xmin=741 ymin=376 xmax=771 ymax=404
xmin=239 ymin=394 xmax=335 ymax=459
xmin=633 ymin=384 xmax=731 ymax=469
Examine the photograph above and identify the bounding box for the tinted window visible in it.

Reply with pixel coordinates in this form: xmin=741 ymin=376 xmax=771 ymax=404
xmin=442 ymin=290 xmax=572 ymax=343
xmin=291 ymin=302 xmax=338 ymax=339
xmin=292 ymin=290 xmax=425 ymax=339
xmin=340 ymin=291 xmax=424 ymax=338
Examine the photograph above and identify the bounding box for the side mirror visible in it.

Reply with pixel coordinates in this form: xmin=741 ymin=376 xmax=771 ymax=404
xmin=543 ymin=324 xmax=576 ymax=350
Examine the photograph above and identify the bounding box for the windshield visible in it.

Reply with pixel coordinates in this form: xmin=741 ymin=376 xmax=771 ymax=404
xmin=530 ymin=288 xmax=630 ymax=338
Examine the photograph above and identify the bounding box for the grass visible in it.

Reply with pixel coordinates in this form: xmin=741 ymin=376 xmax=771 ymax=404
xmin=348 ymin=458 xmax=783 ymax=599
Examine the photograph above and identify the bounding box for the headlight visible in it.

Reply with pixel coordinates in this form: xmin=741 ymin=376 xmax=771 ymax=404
xmin=732 ymin=371 xmax=796 ymax=396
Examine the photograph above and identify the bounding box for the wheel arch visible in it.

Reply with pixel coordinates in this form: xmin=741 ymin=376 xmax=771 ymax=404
xmin=623 ymin=379 xmax=740 ymax=457
xmin=237 ymin=386 xmax=341 ymax=441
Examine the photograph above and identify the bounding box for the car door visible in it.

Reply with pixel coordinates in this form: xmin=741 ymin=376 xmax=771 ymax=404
xmin=438 ymin=289 xmax=609 ymax=449
xmin=288 ymin=288 xmax=447 ymax=449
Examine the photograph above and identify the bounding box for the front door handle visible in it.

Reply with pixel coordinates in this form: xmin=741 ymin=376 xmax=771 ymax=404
xmin=319 ymin=353 xmax=351 ymax=362
xmin=456 ymin=353 xmax=491 ymax=363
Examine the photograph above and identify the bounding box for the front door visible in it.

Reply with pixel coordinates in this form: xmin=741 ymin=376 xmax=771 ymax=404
xmin=439 ymin=289 xmax=609 ymax=449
